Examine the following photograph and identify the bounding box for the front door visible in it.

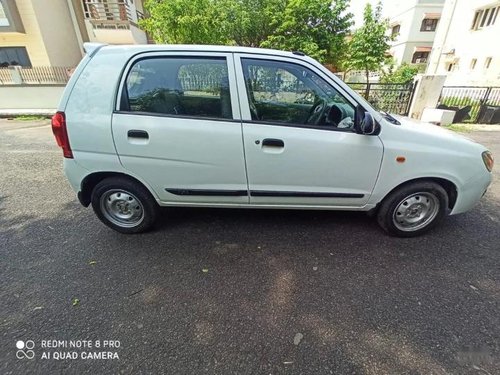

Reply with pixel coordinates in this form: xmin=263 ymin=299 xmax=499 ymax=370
xmin=234 ymin=55 xmax=383 ymax=207
xmin=112 ymin=52 xmax=248 ymax=204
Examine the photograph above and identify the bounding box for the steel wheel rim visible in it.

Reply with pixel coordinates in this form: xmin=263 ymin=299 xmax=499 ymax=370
xmin=392 ymin=192 xmax=440 ymax=232
xmin=100 ymin=189 xmax=144 ymax=228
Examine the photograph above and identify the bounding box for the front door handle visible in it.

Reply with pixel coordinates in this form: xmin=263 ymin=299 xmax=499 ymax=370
xmin=262 ymin=138 xmax=284 ymax=147
xmin=127 ymin=130 xmax=149 ymax=139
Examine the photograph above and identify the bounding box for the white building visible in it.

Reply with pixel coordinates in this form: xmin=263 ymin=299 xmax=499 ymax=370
xmin=426 ymin=0 xmax=500 ymax=85
xmin=385 ymin=0 xmax=445 ymax=67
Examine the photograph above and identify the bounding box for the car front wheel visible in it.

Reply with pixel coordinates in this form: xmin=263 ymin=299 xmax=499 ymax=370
xmin=377 ymin=181 xmax=449 ymax=237
xmin=91 ymin=177 xmax=158 ymax=234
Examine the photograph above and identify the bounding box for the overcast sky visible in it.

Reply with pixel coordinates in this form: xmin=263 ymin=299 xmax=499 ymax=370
xmin=351 ymin=0 xmax=407 ymax=28
xmin=350 ymin=0 xmax=380 ymax=27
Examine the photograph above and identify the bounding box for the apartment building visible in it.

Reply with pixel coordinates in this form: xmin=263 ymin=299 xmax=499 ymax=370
xmin=426 ymin=0 xmax=500 ymax=85
xmin=0 ymin=0 xmax=147 ymax=68
xmin=385 ymin=0 xmax=445 ymax=67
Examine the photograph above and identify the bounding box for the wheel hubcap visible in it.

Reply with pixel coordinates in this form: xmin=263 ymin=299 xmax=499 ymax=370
xmin=393 ymin=192 xmax=440 ymax=232
xmin=100 ymin=189 xmax=144 ymax=228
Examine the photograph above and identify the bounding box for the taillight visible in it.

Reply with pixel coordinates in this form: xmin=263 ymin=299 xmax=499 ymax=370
xmin=51 ymin=111 xmax=73 ymax=158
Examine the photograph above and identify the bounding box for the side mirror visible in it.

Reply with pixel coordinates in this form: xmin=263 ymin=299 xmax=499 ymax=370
xmin=360 ymin=112 xmax=380 ymax=135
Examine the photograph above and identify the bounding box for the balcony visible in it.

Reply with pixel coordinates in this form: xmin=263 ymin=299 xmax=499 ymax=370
xmin=82 ymin=1 xmax=147 ymax=44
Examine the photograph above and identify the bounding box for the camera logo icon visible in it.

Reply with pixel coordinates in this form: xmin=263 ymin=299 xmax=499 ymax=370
xmin=16 ymin=340 xmax=35 ymax=360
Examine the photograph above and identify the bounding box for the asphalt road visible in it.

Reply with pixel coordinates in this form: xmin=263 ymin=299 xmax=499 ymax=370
xmin=1 ymin=119 xmax=499 ymax=374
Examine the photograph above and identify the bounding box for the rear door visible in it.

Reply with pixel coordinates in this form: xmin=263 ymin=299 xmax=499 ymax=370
xmin=112 ymin=52 xmax=248 ymax=204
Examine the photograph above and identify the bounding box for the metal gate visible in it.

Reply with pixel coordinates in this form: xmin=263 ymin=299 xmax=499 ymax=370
xmin=438 ymin=86 xmax=500 ymax=123
xmin=347 ymin=82 xmax=416 ymax=116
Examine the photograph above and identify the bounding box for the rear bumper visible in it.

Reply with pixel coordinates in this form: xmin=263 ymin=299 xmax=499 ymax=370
xmin=450 ymin=171 xmax=492 ymax=215
xmin=64 ymin=159 xmax=89 ymax=206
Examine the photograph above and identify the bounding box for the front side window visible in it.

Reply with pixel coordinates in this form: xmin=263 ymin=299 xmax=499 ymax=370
xmin=241 ymin=58 xmax=355 ymax=130
xmin=124 ymin=57 xmax=232 ymax=119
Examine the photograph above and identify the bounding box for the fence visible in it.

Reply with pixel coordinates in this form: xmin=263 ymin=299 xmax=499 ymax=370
xmin=438 ymin=86 xmax=500 ymax=123
xmin=347 ymin=82 xmax=416 ymax=116
xmin=0 ymin=67 xmax=71 ymax=85
xmin=0 ymin=69 xmax=12 ymax=84
xmin=179 ymin=76 xmax=226 ymax=93
xmin=178 ymin=75 xmax=416 ymax=116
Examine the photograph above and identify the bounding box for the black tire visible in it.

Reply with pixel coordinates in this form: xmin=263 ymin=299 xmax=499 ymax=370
xmin=91 ymin=176 xmax=159 ymax=234
xmin=377 ymin=181 xmax=449 ymax=237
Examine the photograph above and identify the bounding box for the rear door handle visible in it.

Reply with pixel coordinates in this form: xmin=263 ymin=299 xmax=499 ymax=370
xmin=127 ymin=130 xmax=149 ymax=139
xmin=262 ymin=138 xmax=284 ymax=147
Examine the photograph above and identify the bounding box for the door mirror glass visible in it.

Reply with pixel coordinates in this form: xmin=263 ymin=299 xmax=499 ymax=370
xmin=360 ymin=112 xmax=380 ymax=135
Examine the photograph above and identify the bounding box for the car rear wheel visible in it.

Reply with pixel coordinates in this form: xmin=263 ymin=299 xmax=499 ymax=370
xmin=377 ymin=181 xmax=449 ymax=237
xmin=91 ymin=177 xmax=158 ymax=234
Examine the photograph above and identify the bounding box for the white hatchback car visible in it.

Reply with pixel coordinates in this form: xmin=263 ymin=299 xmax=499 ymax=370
xmin=52 ymin=43 xmax=493 ymax=237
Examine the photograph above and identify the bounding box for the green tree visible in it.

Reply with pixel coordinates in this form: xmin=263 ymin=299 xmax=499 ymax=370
xmin=140 ymin=0 xmax=353 ymax=68
xmin=223 ymin=0 xmax=287 ymax=47
xmin=140 ymin=0 xmax=286 ymax=46
xmin=139 ymin=0 xmax=231 ymax=44
xmin=261 ymin=0 xmax=353 ymax=66
xmin=348 ymin=2 xmax=391 ymax=85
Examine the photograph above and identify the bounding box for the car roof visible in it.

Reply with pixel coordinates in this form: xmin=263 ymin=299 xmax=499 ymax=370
xmin=86 ymin=43 xmax=308 ymax=60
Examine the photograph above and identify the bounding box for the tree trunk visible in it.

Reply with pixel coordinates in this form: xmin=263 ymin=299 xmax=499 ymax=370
xmin=365 ymin=68 xmax=370 ymax=99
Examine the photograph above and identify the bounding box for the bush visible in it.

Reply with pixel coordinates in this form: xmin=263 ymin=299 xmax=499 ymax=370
xmin=381 ymin=63 xmax=419 ymax=84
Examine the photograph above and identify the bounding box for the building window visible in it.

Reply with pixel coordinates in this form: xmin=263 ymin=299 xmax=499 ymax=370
xmin=485 ymin=57 xmax=492 ymax=69
xmin=490 ymin=6 xmax=499 ymax=25
xmin=412 ymin=51 xmax=429 ymax=63
xmin=472 ymin=10 xmax=482 ymax=29
xmin=0 ymin=2 xmax=9 ymax=26
xmin=487 ymin=8 xmax=496 ymax=25
xmin=470 ymin=58 xmax=477 ymax=70
xmin=0 ymin=47 xmax=31 ymax=67
xmin=472 ymin=6 xmax=499 ymax=30
xmin=420 ymin=18 xmax=438 ymax=31
xmin=481 ymin=8 xmax=491 ymax=27
xmin=446 ymin=61 xmax=459 ymax=72
xmin=391 ymin=24 xmax=400 ymax=37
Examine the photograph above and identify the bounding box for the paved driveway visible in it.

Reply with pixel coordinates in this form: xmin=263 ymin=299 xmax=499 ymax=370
xmin=1 ymin=120 xmax=499 ymax=374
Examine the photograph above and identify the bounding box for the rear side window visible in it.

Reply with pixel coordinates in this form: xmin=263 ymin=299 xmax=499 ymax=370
xmin=123 ymin=57 xmax=232 ymax=119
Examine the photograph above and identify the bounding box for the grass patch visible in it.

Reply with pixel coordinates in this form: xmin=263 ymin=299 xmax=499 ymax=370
xmin=14 ymin=115 xmax=48 ymax=121
xmin=443 ymin=124 xmax=472 ymax=133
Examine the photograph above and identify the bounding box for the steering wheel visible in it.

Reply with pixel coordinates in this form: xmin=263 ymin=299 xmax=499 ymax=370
xmin=306 ymin=99 xmax=328 ymax=125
